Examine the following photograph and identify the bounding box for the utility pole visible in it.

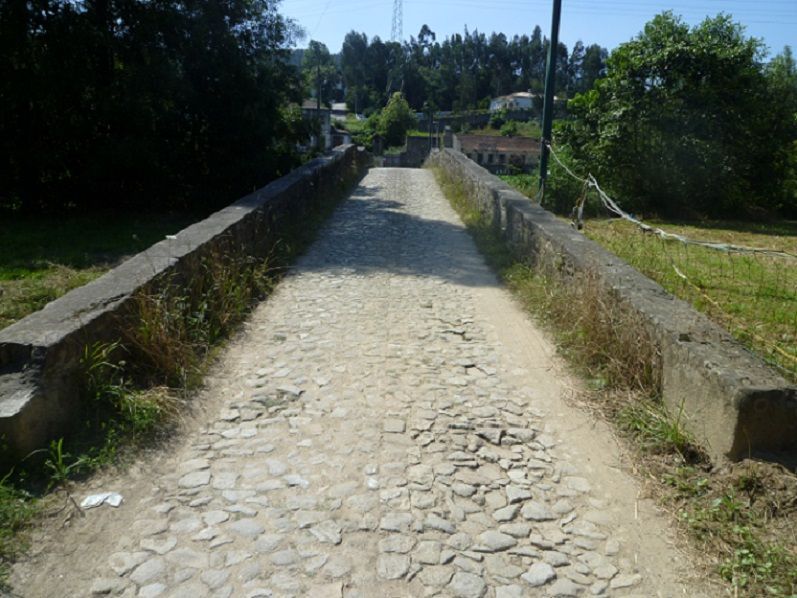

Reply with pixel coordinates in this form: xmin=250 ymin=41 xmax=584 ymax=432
xmin=316 ymin=57 xmax=321 ymax=112
xmin=538 ymin=0 xmax=562 ymax=195
xmin=316 ymin=51 xmax=322 ymax=150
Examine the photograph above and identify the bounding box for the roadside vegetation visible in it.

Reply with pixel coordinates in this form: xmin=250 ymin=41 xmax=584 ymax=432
xmin=433 ymin=165 xmax=797 ymax=597
xmin=583 ymin=219 xmax=797 ymax=381
xmin=498 ymin=12 xmax=797 ymax=381
xmin=502 ymin=175 xmax=797 ymax=380
xmin=553 ymin=13 xmax=796 ymax=220
xmin=0 ymin=212 xmax=198 ymax=330
xmin=468 ymin=118 xmax=542 ymax=140
xmin=499 ymin=174 xmax=537 ymax=199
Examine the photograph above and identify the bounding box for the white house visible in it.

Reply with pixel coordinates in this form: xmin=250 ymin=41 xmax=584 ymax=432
xmin=489 ymin=91 xmax=538 ymax=112
xmin=301 ymin=99 xmax=332 ymax=151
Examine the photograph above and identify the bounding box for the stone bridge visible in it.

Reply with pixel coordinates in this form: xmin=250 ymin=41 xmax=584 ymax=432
xmin=11 ymin=167 xmax=710 ymax=597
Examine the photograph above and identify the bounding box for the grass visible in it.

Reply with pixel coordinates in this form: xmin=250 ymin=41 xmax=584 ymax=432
xmin=499 ymin=174 xmax=537 ymax=198
xmin=467 ymin=120 xmax=542 ymax=138
xmin=431 ymin=163 xmax=797 ymax=597
xmin=0 ymin=211 xmax=198 ymax=330
xmin=0 ymin=480 xmax=35 ymax=582
xmin=582 ymin=219 xmax=797 ymax=381
xmin=498 ymin=174 xmax=797 ymax=381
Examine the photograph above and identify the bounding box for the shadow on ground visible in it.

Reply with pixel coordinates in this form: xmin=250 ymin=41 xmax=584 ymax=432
xmin=295 ymin=177 xmax=501 ymax=289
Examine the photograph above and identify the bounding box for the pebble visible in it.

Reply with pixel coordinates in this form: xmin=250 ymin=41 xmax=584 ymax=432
xmin=178 ymin=471 xmax=211 ymax=489
xmin=377 ymin=554 xmax=410 ymax=579
xmin=505 ymin=486 xmax=532 ymax=504
xmin=475 ymin=531 xmax=517 ymax=552
xmin=492 ymin=504 xmax=519 ymax=522
xmin=380 ymin=512 xmax=414 ymax=532
xmin=383 ymin=419 xmax=406 ymax=433
xmin=610 ymin=573 xmax=643 ymax=589
xmin=138 ymin=583 xmax=167 ymax=598
xmin=424 ymin=514 xmax=455 ymax=533
xmin=521 ymin=562 xmax=557 ymax=587
xmin=495 ymin=585 xmax=524 ymax=598
xmin=521 ymin=501 xmax=557 ymax=521
xmin=549 ymin=577 xmax=583 ymax=596
xmin=108 ymin=552 xmax=148 ymax=576
xmin=448 ymin=571 xmax=487 ymax=597
xmin=418 ymin=565 xmax=454 ymax=586
xmin=128 ymin=558 xmax=166 ymax=586
xmin=227 ymin=519 xmax=265 ymax=538
xmin=89 ymin=577 xmax=126 ymax=595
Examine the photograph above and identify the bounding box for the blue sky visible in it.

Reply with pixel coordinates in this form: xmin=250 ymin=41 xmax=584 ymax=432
xmin=280 ymin=0 xmax=796 ymax=58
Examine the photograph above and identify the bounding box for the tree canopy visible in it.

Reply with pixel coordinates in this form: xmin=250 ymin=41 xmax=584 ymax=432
xmin=338 ymin=26 xmax=607 ymax=115
xmin=556 ymin=12 xmax=797 ymax=218
xmin=378 ymin=92 xmax=415 ymax=147
xmin=0 ymin=0 xmax=304 ymax=214
xmin=302 ymin=40 xmax=339 ymax=107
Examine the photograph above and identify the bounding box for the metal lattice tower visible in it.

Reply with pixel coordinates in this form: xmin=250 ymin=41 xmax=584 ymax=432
xmin=391 ymin=0 xmax=403 ymax=42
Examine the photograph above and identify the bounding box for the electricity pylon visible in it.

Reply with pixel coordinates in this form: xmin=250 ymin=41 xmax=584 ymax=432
xmin=391 ymin=0 xmax=403 ymax=42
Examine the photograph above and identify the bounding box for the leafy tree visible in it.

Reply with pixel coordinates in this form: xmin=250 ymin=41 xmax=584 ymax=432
xmin=302 ymin=40 xmax=339 ymax=107
xmin=558 ymin=12 xmax=789 ymax=217
xmin=341 ymin=31 xmax=370 ymax=113
xmin=765 ymin=46 xmax=797 ymax=215
xmin=379 ymin=92 xmax=416 ymax=147
xmin=337 ymin=24 xmax=607 ymax=114
xmin=500 ymin=121 xmax=518 ymax=137
xmin=567 ymin=41 xmax=586 ymax=97
xmin=581 ymin=44 xmax=608 ymax=92
xmin=0 ymin=0 xmax=304 ymax=214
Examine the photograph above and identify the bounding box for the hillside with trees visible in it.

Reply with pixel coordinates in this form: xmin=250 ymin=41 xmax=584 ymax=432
xmin=338 ymin=25 xmax=607 ymax=114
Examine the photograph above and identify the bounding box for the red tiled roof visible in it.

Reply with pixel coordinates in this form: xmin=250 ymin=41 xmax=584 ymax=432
xmin=458 ymin=135 xmax=541 ymax=154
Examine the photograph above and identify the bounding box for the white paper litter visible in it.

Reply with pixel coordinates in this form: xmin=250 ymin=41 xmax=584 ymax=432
xmin=80 ymin=492 xmax=124 ymax=509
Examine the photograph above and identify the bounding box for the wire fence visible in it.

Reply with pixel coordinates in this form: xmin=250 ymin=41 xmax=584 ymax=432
xmin=542 ymin=143 xmax=797 ymax=381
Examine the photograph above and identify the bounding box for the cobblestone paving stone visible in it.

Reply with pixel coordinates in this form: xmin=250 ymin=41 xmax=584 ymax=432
xmin=81 ymin=168 xmax=691 ymax=597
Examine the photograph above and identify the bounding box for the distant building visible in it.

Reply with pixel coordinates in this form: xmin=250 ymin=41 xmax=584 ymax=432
xmin=330 ymin=127 xmax=352 ymax=148
xmin=301 ymin=99 xmax=332 ymax=150
xmin=489 ymin=91 xmax=539 ymax=112
xmin=330 ymin=102 xmax=349 ymax=122
xmin=453 ymin=134 xmax=541 ymax=174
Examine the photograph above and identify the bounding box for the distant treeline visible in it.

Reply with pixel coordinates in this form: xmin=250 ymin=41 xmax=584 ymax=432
xmin=332 ymin=25 xmax=607 ymax=114
xmin=0 ymin=0 xmax=306 ymax=214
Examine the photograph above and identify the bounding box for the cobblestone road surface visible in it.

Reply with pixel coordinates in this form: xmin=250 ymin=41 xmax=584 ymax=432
xmin=16 ymin=168 xmax=707 ymax=598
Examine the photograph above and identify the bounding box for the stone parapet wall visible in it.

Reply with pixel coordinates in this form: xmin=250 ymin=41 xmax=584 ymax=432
xmin=426 ymin=148 xmax=796 ymax=464
xmin=0 ymin=145 xmax=370 ymax=458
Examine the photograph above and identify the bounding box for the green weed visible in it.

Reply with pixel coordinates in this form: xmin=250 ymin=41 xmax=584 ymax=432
xmin=0 ymin=474 xmax=35 ymax=588
xmin=499 ymin=174 xmax=537 ymax=198
xmin=617 ymin=399 xmax=702 ymax=461
xmin=40 ymin=439 xmax=88 ymax=490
